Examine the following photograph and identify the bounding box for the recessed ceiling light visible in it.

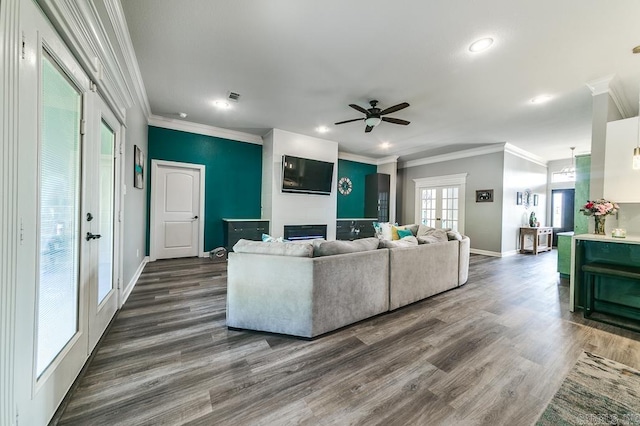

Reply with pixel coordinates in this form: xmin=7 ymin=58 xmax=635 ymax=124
xmin=380 ymin=142 xmax=391 ymax=149
xmin=214 ymin=100 xmax=230 ymax=109
xmin=316 ymin=126 xmax=329 ymax=133
xmin=468 ymin=37 xmax=494 ymax=53
xmin=178 ymin=112 xmax=187 ymax=119
xmin=530 ymin=95 xmax=552 ymax=104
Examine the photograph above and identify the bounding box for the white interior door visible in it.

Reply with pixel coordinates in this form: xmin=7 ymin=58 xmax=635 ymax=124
xmin=151 ymin=160 xmax=205 ymax=260
xmin=414 ymin=174 xmax=467 ymax=234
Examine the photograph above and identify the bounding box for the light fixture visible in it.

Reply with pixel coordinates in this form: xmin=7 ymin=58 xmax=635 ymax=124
xmin=380 ymin=142 xmax=391 ymax=149
xmin=469 ymin=37 xmax=494 ymax=53
xmin=365 ymin=117 xmax=382 ymax=127
xmin=559 ymin=147 xmax=576 ymax=177
xmin=178 ymin=112 xmax=187 ymax=119
xmin=316 ymin=126 xmax=329 ymax=133
xmin=214 ymin=100 xmax=230 ymax=109
xmin=531 ymin=94 xmax=552 ymax=104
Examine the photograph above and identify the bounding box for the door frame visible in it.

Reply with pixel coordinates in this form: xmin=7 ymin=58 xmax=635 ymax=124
xmin=150 ymin=159 xmax=206 ymax=261
xmin=413 ymin=173 xmax=468 ymax=234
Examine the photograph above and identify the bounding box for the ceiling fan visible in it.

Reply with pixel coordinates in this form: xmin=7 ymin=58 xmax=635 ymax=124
xmin=334 ymin=100 xmax=410 ymax=133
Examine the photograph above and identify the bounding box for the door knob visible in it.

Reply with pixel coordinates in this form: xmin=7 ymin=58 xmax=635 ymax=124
xmin=192 ymin=215 xmax=199 ymax=220
xmin=86 ymin=232 xmax=102 ymax=241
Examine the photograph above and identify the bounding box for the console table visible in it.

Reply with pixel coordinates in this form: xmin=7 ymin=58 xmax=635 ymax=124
xmin=223 ymin=219 xmax=269 ymax=251
xmin=519 ymin=227 xmax=553 ymax=254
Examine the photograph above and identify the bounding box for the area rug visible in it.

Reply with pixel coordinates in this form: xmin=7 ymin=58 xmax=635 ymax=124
xmin=536 ymin=352 xmax=640 ymax=425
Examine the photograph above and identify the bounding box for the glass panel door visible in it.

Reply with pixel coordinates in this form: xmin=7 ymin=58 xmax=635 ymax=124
xmin=36 ymin=52 xmax=82 ymax=377
xmin=98 ymin=121 xmax=115 ymax=304
xmin=418 ymin=185 xmax=461 ymax=231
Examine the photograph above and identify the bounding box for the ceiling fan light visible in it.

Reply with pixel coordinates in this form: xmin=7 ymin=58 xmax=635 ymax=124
xmin=365 ymin=117 xmax=382 ymax=127
xmin=469 ymin=37 xmax=494 ymax=53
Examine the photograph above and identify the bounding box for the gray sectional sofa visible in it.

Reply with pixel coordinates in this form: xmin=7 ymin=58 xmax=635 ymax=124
xmin=227 ymin=235 xmax=470 ymax=338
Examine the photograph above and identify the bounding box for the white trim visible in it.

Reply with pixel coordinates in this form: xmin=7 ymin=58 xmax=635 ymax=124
xmin=585 ymin=75 xmax=615 ymax=96
xmin=376 ymin=155 xmax=399 ymax=165
xmin=102 ymin=0 xmax=151 ymax=118
xmin=400 ymin=142 xmax=547 ymax=169
xmin=0 ymin=0 xmax=19 ymax=423
xmin=413 ymin=173 xmax=468 ymax=187
xmin=608 ymin=81 xmax=631 ymax=119
xmin=120 ymin=256 xmax=149 ymax=307
xmin=469 ymin=248 xmax=518 ymax=257
xmin=504 ymin=143 xmax=547 ymax=167
xmin=150 ymin=160 xmax=206 ymax=261
xmin=148 ymin=115 xmax=263 ymax=145
xmin=338 ymin=152 xmax=378 ymax=165
xmin=401 ymin=144 xmax=506 ymax=169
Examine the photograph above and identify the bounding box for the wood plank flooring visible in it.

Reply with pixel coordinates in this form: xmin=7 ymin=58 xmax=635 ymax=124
xmin=54 ymin=252 xmax=640 ymax=426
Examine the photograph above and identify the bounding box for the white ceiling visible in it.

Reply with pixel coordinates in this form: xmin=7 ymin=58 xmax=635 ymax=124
xmin=120 ymin=0 xmax=640 ymax=162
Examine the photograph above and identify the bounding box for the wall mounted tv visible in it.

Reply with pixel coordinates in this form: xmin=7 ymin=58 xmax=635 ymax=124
xmin=281 ymin=155 xmax=334 ymax=195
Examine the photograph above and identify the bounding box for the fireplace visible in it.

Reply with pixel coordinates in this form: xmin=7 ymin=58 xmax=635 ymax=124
xmin=284 ymin=224 xmax=327 ymax=241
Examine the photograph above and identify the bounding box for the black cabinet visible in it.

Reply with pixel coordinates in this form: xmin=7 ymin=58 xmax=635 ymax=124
xmin=223 ymin=219 xmax=269 ymax=251
xmin=336 ymin=219 xmax=376 ymax=240
xmin=365 ymin=173 xmax=391 ymax=222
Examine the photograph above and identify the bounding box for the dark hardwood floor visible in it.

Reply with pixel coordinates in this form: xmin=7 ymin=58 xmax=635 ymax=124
xmin=54 ymin=252 xmax=640 ymax=425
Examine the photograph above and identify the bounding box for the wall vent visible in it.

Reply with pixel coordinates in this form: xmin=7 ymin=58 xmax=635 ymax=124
xmin=227 ymin=91 xmax=241 ymax=102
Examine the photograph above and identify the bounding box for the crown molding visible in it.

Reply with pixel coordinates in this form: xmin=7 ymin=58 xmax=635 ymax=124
xmin=413 ymin=173 xmax=468 ymax=187
xmin=103 ymin=0 xmax=151 ymax=118
xmin=503 ymin=143 xmax=547 ymax=167
xmin=585 ymin=75 xmax=615 ymax=96
xmin=37 ymin=0 xmax=135 ymax=123
xmin=376 ymin=155 xmax=399 ymax=165
xmin=400 ymin=143 xmax=507 ymax=169
xmin=338 ymin=152 xmax=378 ymax=165
xmin=148 ymin=115 xmax=263 ymax=145
xmin=399 ymin=143 xmax=547 ymax=169
xmin=608 ymin=80 xmax=632 ymax=119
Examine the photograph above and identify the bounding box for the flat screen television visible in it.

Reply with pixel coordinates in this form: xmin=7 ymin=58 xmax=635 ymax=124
xmin=281 ymin=155 xmax=334 ymax=195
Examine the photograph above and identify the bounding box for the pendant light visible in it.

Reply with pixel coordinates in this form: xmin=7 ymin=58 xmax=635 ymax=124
xmin=560 ymin=147 xmax=576 ymax=177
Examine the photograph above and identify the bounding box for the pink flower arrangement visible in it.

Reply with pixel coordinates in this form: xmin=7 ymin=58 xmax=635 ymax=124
xmin=580 ymin=199 xmax=619 ymax=216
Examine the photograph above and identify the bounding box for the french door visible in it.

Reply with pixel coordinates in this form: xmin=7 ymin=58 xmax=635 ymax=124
xmin=414 ymin=174 xmax=467 ymax=233
xmin=16 ymin=2 xmax=122 ymax=424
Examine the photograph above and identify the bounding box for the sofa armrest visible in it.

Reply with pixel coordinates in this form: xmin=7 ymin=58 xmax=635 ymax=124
xmin=459 ymin=236 xmax=470 ymax=285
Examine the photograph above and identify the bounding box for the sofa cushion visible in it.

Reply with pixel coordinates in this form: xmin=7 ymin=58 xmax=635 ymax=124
xmin=446 ymin=230 xmax=463 ymax=241
xmin=233 ymin=239 xmax=314 ymax=257
xmin=313 ymin=237 xmax=380 ymax=257
xmin=417 ymin=236 xmax=441 ymax=244
xmin=416 ymin=224 xmax=435 ymax=236
xmin=420 ymin=228 xmax=448 ymax=242
xmin=379 ymin=235 xmax=419 ymax=248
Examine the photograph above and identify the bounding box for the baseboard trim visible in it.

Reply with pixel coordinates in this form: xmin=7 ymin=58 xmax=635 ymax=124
xmin=120 ymin=256 xmax=148 ymax=307
xmin=470 ymin=248 xmax=518 ymax=258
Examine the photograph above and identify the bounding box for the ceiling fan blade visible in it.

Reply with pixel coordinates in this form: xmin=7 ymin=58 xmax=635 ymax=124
xmin=335 ymin=118 xmax=365 ymax=125
xmin=380 ymin=102 xmax=410 ymax=115
xmin=382 ymin=117 xmax=410 ymax=125
xmin=349 ymin=104 xmax=369 ymax=115
xmin=365 ymin=125 xmax=374 ymax=133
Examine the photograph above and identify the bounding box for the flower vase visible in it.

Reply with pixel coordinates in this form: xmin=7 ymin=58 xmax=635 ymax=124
xmin=594 ymin=215 xmax=606 ymax=235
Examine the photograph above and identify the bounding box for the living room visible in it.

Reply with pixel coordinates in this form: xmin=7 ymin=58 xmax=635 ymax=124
xmin=3 ymin=1 xmax=640 ymax=425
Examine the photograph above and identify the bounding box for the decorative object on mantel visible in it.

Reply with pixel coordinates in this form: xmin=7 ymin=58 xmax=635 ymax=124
xmin=475 ymin=189 xmax=493 ymax=202
xmin=529 ymin=211 xmax=537 ymax=227
xmin=516 ymin=192 xmax=523 ymax=205
xmin=580 ymin=199 xmax=619 ymax=235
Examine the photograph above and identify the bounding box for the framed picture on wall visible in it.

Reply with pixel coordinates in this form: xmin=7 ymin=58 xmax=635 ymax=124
xmin=134 ymin=145 xmax=144 ymax=189
xmin=516 ymin=192 xmax=523 ymax=205
xmin=533 ymin=194 xmax=539 ymax=206
xmin=476 ymin=189 xmax=494 ymax=202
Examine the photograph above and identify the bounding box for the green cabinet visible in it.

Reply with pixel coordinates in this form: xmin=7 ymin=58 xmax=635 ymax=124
xmin=557 ymin=232 xmax=573 ymax=277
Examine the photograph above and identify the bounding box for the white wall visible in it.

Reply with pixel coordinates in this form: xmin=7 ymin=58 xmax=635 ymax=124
xmin=501 ymin=153 xmax=548 ymax=254
xmin=262 ymin=129 xmax=338 ymax=240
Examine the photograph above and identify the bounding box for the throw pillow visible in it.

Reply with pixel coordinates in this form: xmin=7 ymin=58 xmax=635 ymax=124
xmin=262 ymin=233 xmax=285 ymax=243
xmin=373 ymin=222 xmax=393 ymax=240
xmin=397 ymin=228 xmax=413 ymax=239
xmin=379 ymin=235 xmax=419 ymax=248
xmin=313 ymin=237 xmax=380 ymax=257
xmin=416 ymin=224 xmax=435 ymax=237
xmin=422 ymin=228 xmax=448 ymax=242
xmin=391 ymin=225 xmax=401 ymax=240
xmin=403 ymin=224 xmax=419 ymax=236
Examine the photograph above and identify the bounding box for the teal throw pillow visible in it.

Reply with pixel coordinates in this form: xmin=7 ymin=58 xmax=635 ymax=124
xmin=397 ymin=228 xmax=413 ymax=239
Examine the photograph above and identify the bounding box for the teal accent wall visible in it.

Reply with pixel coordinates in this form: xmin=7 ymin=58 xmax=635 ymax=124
xmin=574 ymin=154 xmax=591 ymax=234
xmin=337 ymin=159 xmax=377 ymax=218
xmin=147 ymin=126 xmax=262 ymax=253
